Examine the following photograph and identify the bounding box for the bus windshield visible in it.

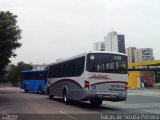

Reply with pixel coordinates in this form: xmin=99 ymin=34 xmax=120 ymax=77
xmin=86 ymin=53 xmax=128 ymax=74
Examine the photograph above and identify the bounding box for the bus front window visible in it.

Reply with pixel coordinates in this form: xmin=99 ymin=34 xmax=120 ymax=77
xmin=86 ymin=53 xmax=128 ymax=74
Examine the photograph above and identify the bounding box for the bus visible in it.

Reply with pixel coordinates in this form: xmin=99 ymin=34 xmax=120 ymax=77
xmin=20 ymin=70 xmax=47 ymax=94
xmin=47 ymin=51 xmax=128 ymax=106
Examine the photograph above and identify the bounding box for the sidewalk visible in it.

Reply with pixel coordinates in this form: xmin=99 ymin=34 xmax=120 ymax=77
xmin=128 ymin=87 xmax=160 ymax=91
xmin=0 ymin=86 xmax=23 ymax=93
xmin=0 ymin=82 xmax=12 ymax=88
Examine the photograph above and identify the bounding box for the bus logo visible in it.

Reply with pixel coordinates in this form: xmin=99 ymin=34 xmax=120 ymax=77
xmin=92 ymin=86 xmax=96 ymax=90
xmin=89 ymin=74 xmax=112 ymax=81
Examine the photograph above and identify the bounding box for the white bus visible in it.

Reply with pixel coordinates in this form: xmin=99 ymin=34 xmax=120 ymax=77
xmin=47 ymin=51 xmax=128 ymax=106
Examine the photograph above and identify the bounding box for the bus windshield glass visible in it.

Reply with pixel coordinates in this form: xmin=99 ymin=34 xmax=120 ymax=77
xmin=86 ymin=53 xmax=128 ymax=74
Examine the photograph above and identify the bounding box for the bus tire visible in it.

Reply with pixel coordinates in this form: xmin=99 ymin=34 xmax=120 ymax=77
xmin=46 ymin=87 xmax=49 ymax=95
xmin=37 ymin=86 xmax=43 ymax=94
xmin=24 ymin=85 xmax=28 ymax=93
xmin=90 ymin=99 xmax=102 ymax=106
xmin=48 ymin=89 xmax=54 ymax=99
xmin=49 ymin=94 xmax=53 ymax=99
xmin=63 ymin=89 xmax=69 ymax=104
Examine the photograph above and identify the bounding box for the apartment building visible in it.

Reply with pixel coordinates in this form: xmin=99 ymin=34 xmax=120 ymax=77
xmin=125 ymin=47 xmax=154 ymax=63
xmin=93 ymin=31 xmax=125 ymax=54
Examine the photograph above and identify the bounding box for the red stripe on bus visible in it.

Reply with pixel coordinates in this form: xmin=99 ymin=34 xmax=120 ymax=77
xmin=50 ymin=79 xmax=82 ymax=89
xmin=91 ymin=81 xmax=127 ymax=86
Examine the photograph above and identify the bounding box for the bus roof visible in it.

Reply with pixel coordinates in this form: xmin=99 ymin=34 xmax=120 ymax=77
xmin=47 ymin=51 xmax=127 ymax=66
xmin=21 ymin=70 xmax=47 ymax=73
xmin=88 ymin=51 xmax=127 ymax=55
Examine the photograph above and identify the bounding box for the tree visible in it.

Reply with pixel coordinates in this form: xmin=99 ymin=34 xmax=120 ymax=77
xmin=0 ymin=11 xmax=22 ymax=76
xmin=8 ymin=62 xmax=33 ymax=86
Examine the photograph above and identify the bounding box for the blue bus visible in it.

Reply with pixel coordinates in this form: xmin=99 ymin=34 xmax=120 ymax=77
xmin=20 ymin=70 xmax=47 ymax=94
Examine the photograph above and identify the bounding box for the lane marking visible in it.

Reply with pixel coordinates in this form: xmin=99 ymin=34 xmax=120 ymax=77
xmin=59 ymin=110 xmax=79 ymax=120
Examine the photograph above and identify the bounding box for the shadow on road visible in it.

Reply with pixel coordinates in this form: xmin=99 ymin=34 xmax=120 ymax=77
xmin=47 ymin=97 xmax=121 ymax=111
xmin=18 ymin=91 xmax=121 ymax=111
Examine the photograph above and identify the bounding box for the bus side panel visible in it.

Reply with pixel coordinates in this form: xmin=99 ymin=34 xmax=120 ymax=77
xmin=62 ymin=80 xmax=83 ymax=100
xmin=21 ymin=79 xmax=27 ymax=90
xmin=50 ymin=80 xmax=63 ymax=97
xmin=23 ymin=80 xmax=32 ymax=91
xmin=20 ymin=79 xmax=46 ymax=93
xmin=20 ymin=79 xmax=24 ymax=89
xmin=23 ymin=80 xmax=46 ymax=92
xmin=49 ymin=79 xmax=85 ymax=100
xmin=41 ymin=80 xmax=46 ymax=92
xmin=36 ymin=80 xmax=46 ymax=92
xmin=21 ymin=80 xmax=36 ymax=91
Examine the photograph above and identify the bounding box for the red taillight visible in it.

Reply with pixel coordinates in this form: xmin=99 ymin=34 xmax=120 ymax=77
xmin=85 ymin=81 xmax=90 ymax=88
xmin=125 ymin=83 xmax=128 ymax=90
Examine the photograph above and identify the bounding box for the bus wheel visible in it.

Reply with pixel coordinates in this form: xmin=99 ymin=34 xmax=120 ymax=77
xmin=48 ymin=90 xmax=54 ymax=99
xmin=63 ymin=89 xmax=69 ymax=104
xmin=49 ymin=94 xmax=53 ymax=99
xmin=46 ymin=87 xmax=49 ymax=95
xmin=25 ymin=89 xmax=28 ymax=93
xmin=37 ymin=86 xmax=43 ymax=94
xmin=90 ymin=99 xmax=102 ymax=106
xmin=24 ymin=85 xmax=28 ymax=93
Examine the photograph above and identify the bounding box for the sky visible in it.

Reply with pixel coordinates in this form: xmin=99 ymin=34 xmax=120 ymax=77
xmin=0 ymin=0 xmax=160 ymax=65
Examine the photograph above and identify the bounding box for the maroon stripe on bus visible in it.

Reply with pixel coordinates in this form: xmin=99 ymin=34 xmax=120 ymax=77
xmin=91 ymin=81 xmax=127 ymax=86
xmin=50 ymin=79 xmax=82 ymax=89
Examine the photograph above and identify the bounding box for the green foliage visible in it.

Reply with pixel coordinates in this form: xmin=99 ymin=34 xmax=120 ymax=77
xmin=8 ymin=62 xmax=33 ymax=85
xmin=0 ymin=75 xmax=9 ymax=83
xmin=0 ymin=10 xmax=22 ymax=76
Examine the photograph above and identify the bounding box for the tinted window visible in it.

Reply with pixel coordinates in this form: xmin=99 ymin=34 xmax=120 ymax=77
xmin=48 ymin=56 xmax=85 ymax=78
xmin=86 ymin=53 xmax=128 ymax=74
xmin=22 ymin=71 xmax=47 ymax=80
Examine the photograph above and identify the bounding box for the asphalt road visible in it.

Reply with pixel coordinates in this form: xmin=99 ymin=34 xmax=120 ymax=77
xmin=0 ymin=87 xmax=160 ymax=120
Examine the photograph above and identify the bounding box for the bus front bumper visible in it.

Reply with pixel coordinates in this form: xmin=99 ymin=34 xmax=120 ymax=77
xmin=85 ymin=91 xmax=127 ymax=102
